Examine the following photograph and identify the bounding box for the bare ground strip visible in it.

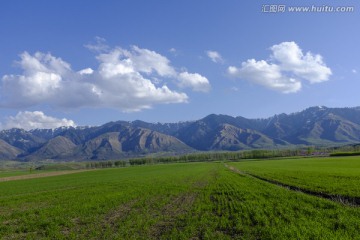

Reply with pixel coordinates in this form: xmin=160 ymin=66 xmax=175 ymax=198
xmin=0 ymin=169 xmax=93 ymax=182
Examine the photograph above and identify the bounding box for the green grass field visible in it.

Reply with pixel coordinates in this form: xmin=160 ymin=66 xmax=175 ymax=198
xmin=1 ymin=158 xmax=360 ymax=239
xmin=230 ymin=156 xmax=360 ymax=198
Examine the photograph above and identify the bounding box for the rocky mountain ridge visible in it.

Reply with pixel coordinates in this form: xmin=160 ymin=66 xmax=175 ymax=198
xmin=1 ymin=106 xmax=359 ymax=161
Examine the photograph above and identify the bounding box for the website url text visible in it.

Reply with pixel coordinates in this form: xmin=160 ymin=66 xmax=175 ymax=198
xmin=262 ymin=5 xmax=355 ymax=13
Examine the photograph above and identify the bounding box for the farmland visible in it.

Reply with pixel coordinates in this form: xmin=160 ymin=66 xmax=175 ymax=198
xmin=230 ymin=156 xmax=360 ymax=199
xmin=1 ymin=158 xmax=360 ymax=239
xmin=0 ymin=170 xmax=31 ymax=179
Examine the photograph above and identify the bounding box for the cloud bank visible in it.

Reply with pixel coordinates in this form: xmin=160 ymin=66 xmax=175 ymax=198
xmin=1 ymin=111 xmax=76 ymax=130
xmin=1 ymin=44 xmax=210 ymax=112
xmin=228 ymin=41 xmax=332 ymax=93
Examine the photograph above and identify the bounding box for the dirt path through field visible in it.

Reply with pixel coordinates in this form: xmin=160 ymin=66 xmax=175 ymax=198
xmin=0 ymin=169 xmax=93 ymax=182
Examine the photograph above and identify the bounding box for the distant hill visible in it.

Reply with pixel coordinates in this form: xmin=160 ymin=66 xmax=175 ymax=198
xmin=0 ymin=106 xmax=360 ymax=161
xmin=0 ymin=139 xmax=22 ymax=159
xmin=175 ymin=115 xmax=283 ymax=150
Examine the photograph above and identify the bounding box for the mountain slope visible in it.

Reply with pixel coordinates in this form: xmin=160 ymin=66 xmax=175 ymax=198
xmin=176 ymin=115 xmax=288 ymax=150
xmin=261 ymin=107 xmax=360 ymax=145
xmin=209 ymin=124 xmax=287 ymax=150
xmin=74 ymin=127 xmax=192 ymax=160
xmin=78 ymin=132 xmax=124 ymax=160
xmin=0 ymin=106 xmax=360 ymax=161
xmin=26 ymin=136 xmax=77 ymax=160
xmin=0 ymin=128 xmax=46 ymax=153
xmin=0 ymin=139 xmax=22 ymax=159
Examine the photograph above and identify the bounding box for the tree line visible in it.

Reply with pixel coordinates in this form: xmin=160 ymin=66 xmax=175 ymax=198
xmin=85 ymin=144 xmax=360 ymax=169
xmin=85 ymin=148 xmax=322 ymax=169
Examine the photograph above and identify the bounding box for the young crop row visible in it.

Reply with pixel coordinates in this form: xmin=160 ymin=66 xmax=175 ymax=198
xmin=230 ymin=156 xmax=360 ymax=198
xmin=159 ymin=165 xmax=360 ymax=239
xmin=0 ymin=163 xmax=217 ymax=239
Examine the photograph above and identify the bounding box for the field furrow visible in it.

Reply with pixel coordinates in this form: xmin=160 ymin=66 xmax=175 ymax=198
xmin=230 ymin=156 xmax=360 ymax=198
xmin=226 ymin=163 xmax=360 ymax=207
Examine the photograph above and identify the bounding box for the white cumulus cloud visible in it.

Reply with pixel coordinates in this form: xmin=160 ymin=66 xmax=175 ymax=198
xmin=270 ymin=42 xmax=332 ymax=83
xmin=177 ymin=72 xmax=211 ymax=92
xmin=206 ymin=50 xmax=224 ymax=63
xmin=1 ymin=111 xmax=76 ymax=130
xmin=130 ymin=46 xmax=177 ymax=77
xmin=1 ymin=52 xmax=67 ymax=107
xmin=78 ymin=68 xmax=94 ymax=75
xmin=230 ymin=59 xmax=301 ymax=93
xmin=228 ymin=41 xmax=331 ymax=93
xmin=0 ymin=44 xmax=210 ymax=111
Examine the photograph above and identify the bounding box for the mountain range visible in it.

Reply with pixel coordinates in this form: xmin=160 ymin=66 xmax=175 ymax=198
xmin=1 ymin=106 xmax=360 ymax=161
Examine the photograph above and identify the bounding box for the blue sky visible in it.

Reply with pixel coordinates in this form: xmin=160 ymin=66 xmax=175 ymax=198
xmin=0 ymin=0 xmax=359 ymax=129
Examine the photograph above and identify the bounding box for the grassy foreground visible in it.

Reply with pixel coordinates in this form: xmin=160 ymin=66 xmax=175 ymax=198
xmin=230 ymin=156 xmax=360 ymax=198
xmin=1 ymin=160 xmax=360 ymax=239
